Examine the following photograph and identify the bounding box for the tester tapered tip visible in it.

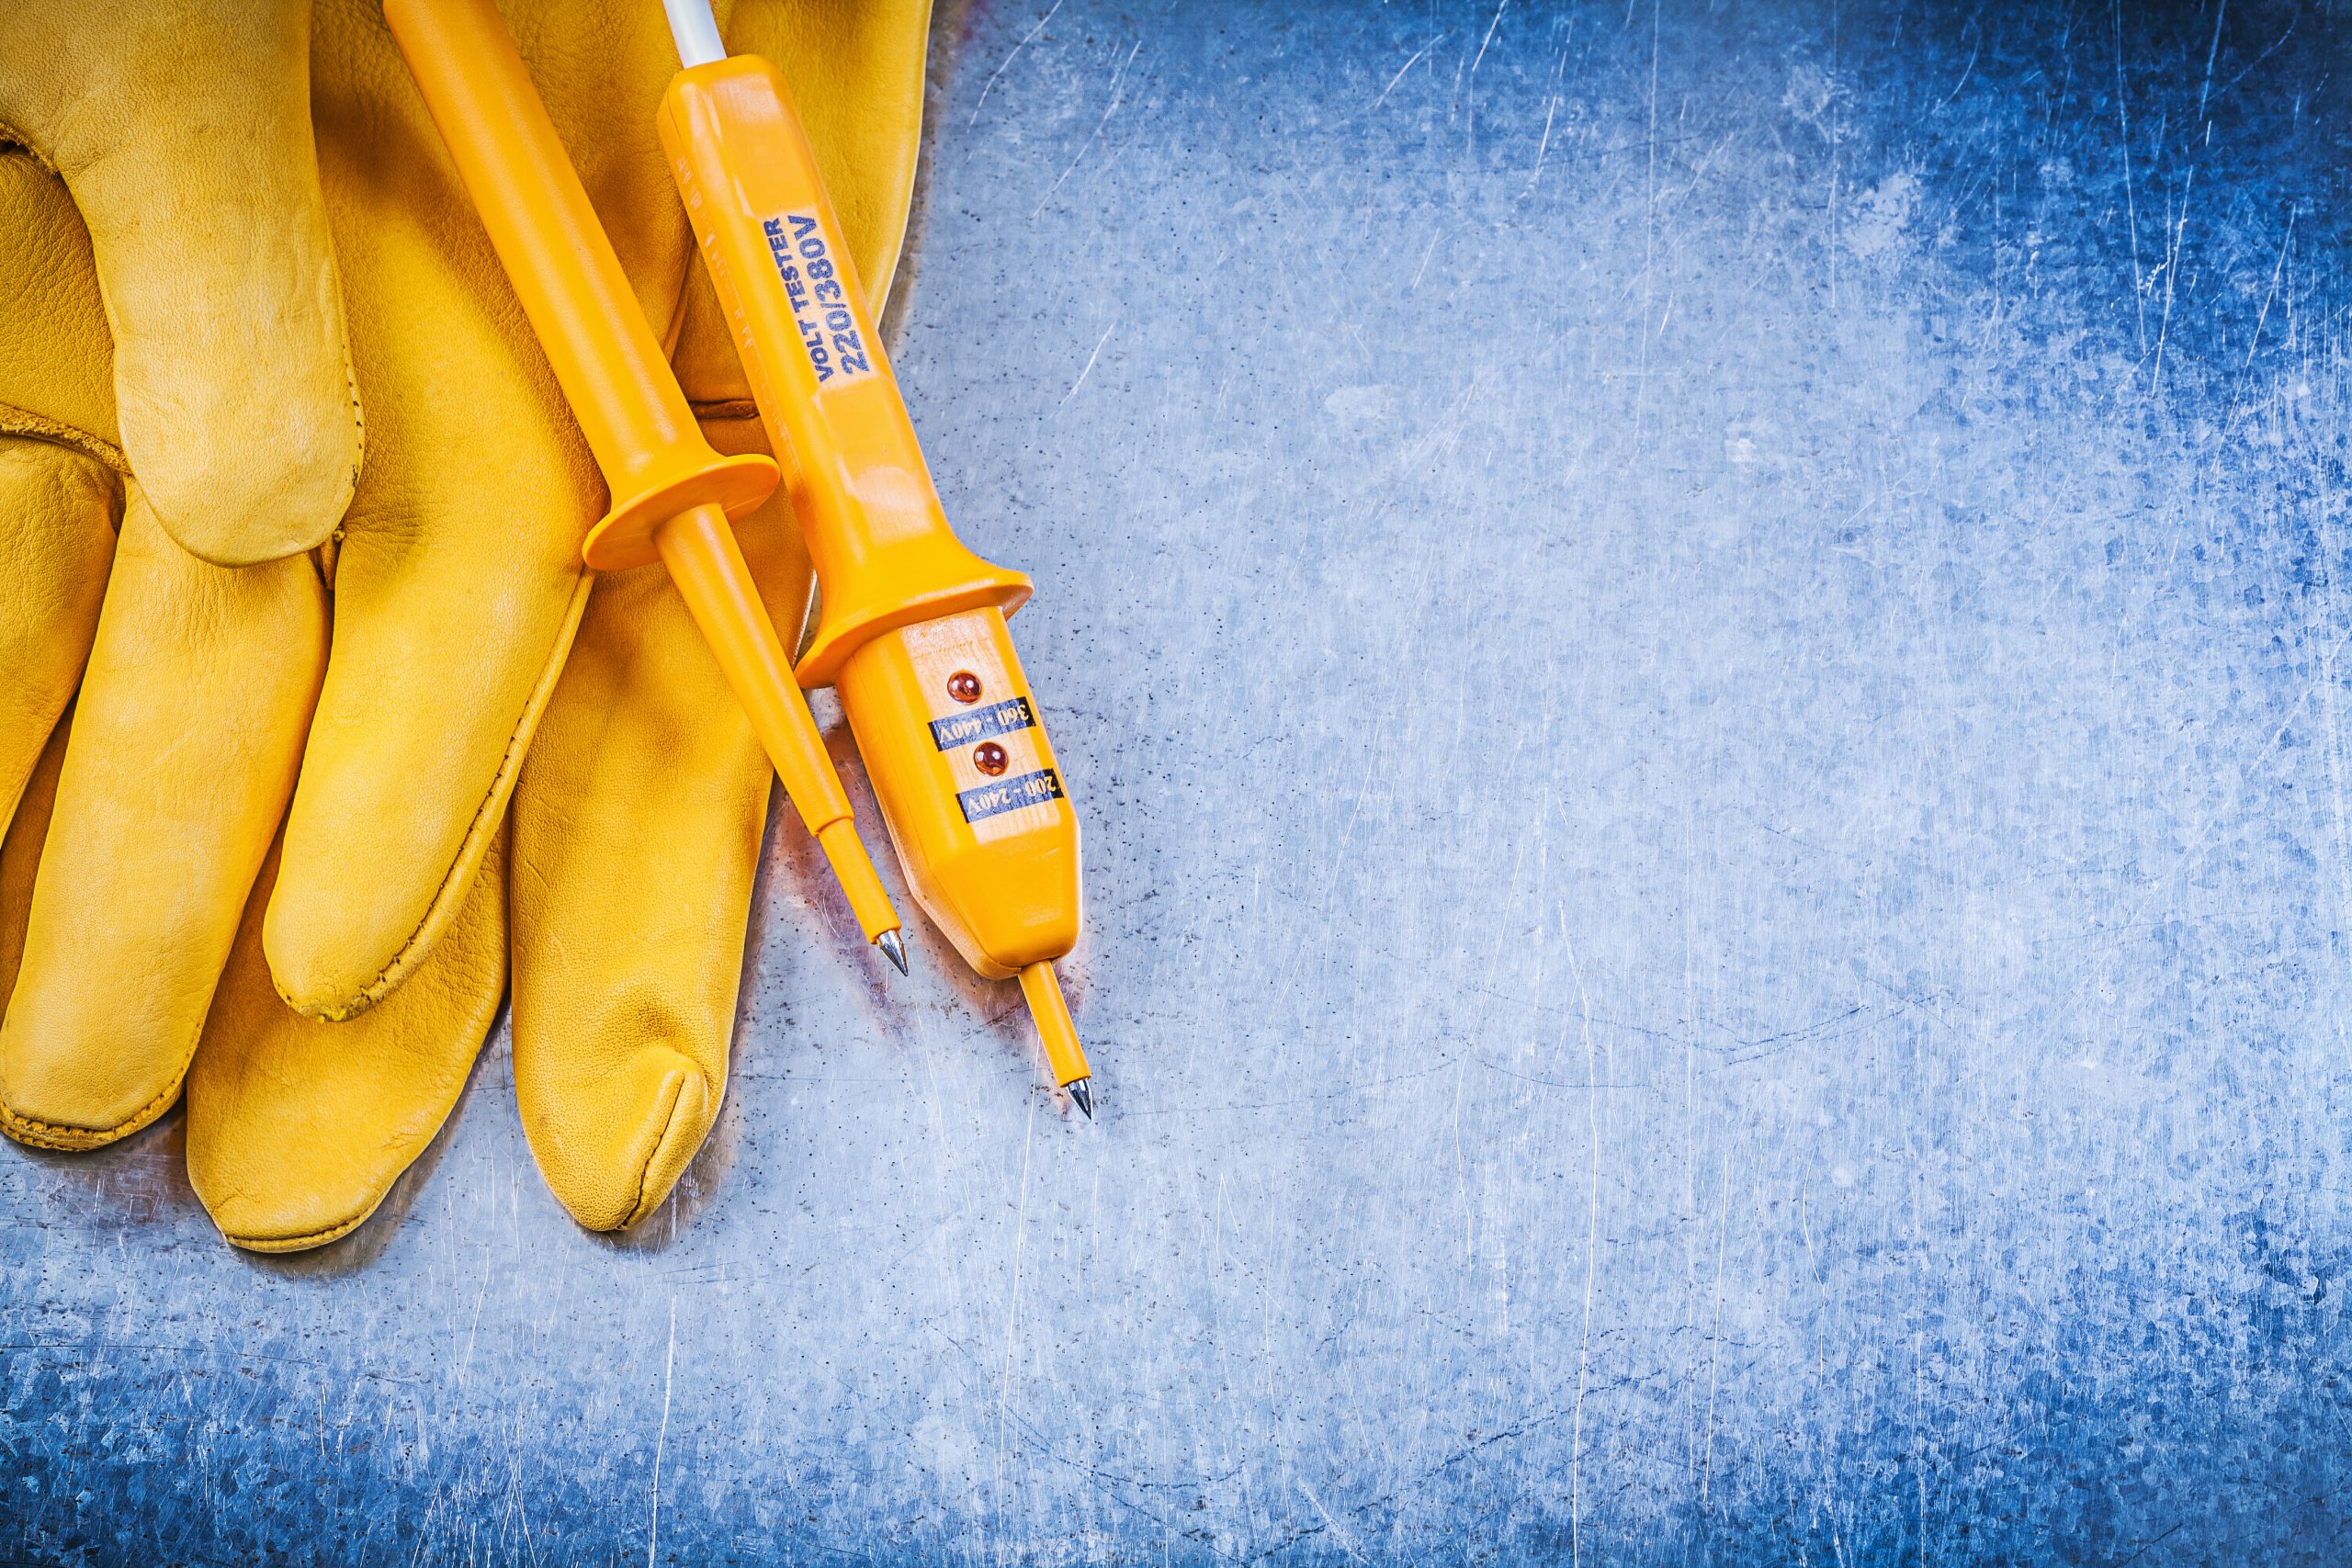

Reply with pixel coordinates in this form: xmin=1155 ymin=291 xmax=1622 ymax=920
xmin=1067 ymin=1077 xmax=1094 ymax=1120
xmin=816 ymin=818 xmax=903 ymax=948
xmin=1016 ymin=961 xmax=1092 ymax=1095
xmin=876 ymin=928 xmax=909 ymax=975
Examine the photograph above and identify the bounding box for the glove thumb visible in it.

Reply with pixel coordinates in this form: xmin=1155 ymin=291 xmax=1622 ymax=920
xmin=0 ymin=0 xmax=358 ymax=566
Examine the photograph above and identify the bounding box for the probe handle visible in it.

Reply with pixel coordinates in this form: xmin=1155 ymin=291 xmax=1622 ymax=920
xmin=384 ymin=0 xmax=903 ymax=952
xmin=384 ymin=0 xmax=695 ymax=496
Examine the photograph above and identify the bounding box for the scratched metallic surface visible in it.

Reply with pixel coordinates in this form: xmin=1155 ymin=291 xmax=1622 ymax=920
xmin=7 ymin=1 xmax=2352 ymax=1562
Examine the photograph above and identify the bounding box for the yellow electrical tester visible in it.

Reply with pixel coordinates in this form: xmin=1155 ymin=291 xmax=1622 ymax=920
xmin=658 ymin=37 xmax=1095 ymax=1112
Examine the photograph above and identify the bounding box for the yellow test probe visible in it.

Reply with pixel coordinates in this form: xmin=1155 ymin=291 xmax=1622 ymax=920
xmin=657 ymin=1 xmax=1096 ymax=1114
xmin=384 ymin=0 xmax=908 ymax=974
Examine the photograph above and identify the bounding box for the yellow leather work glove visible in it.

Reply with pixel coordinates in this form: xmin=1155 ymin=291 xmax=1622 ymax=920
xmin=0 ymin=0 xmax=630 ymax=1128
xmin=0 ymin=0 xmax=930 ymax=1247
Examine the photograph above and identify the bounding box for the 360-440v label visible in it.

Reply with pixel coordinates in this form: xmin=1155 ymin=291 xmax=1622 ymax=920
xmin=762 ymin=211 xmax=874 ymax=389
xmin=930 ymin=696 xmax=1036 ymax=752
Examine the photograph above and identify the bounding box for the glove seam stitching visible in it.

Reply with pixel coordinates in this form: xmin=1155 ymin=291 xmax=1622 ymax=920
xmin=221 ymin=1205 xmax=379 ymax=1253
xmin=0 ymin=404 xmax=130 ymax=478
xmin=621 ymin=1069 xmax=693 ymax=1230
xmin=0 ymin=118 xmax=51 ymax=168
xmin=0 ymin=1066 xmax=187 ymax=1149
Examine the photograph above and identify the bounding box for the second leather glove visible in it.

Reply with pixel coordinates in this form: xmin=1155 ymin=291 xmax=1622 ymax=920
xmin=0 ymin=0 xmax=932 ymax=1246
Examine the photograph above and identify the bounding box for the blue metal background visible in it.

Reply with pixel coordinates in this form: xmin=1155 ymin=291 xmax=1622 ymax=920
xmin=8 ymin=1 xmax=2352 ymax=1562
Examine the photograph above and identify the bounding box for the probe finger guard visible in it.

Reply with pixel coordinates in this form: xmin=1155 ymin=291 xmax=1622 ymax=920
xmin=582 ymin=451 xmax=780 ymax=572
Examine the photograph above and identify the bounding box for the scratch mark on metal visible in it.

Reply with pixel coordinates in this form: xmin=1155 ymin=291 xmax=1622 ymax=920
xmin=1370 ymin=33 xmax=1447 ymax=115
xmin=1034 ymin=38 xmax=1142 ymax=217
xmin=1467 ymin=2 xmax=1509 ymax=146
xmin=1520 ymin=94 xmax=1560 ymax=200
xmin=1056 ymin=318 xmax=1118 ymax=415
xmin=2113 ymin=0 xmax=2147 ymax=354
xmin=1923 ymin=22 xmax=1980 ymax=120
xmin=1410 ymin=230 xmax=1442 ymax=288
xmin=2150 ymin=164 xmax=2195 ymax=397
xmin=648 ymin=1298 xmax=675 ymax=1568
xmin=996 ymin=1095 xmax=1039 ymax=1483
xmin=2196 ymin=0 xmax=2228 ymax=121
xmin=1564 ymin=918 xmax=1600 ymax=1568
xmin=971 ymin=0 xmax=1065 ymax=126
xmin=2235 ymin=209 xmax=2294 ymax=385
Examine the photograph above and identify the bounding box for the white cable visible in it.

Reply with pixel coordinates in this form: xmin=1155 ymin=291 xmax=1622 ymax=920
xmin=662 ymin=0 xmax=727 ymax=66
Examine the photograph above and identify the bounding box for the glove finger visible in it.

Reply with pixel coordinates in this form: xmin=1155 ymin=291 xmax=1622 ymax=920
xmin=1 ymin=710 xmax=71 ymax=1018
xmin=187 ymin=824 xmax=506 ymax=1253
xmin=262 ymin=0 xmax=599 ymax=1021
xmin=0 ymin=435 xmax=118 ymax=825
xmin=669 ymin=0 xmax=931 ymax=406
xmin=0 ymin=153 xmax=125 ymax=826
xmin=509 ymin=415 xmax=814 ymax=1231
xmin=0 ymin=149 xmax=119 ymax=458
xmin=0 ymin=489 xmax=327 ymax=1150
xmin=0 ymin=2 xmax=357 ymax=565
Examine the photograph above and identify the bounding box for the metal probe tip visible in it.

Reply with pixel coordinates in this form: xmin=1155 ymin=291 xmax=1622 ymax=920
xmin=876 ymin=929 xmax=909 ymax=975
xmin=1066 ymin=1077 xmax=1094 ymax=1120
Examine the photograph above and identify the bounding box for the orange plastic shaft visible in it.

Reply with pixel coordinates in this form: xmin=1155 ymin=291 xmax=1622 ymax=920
xmin=384 ymin=0 xmax=686 ymax=498
xmin=384 ymin=0 xmax=900 ymax=947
